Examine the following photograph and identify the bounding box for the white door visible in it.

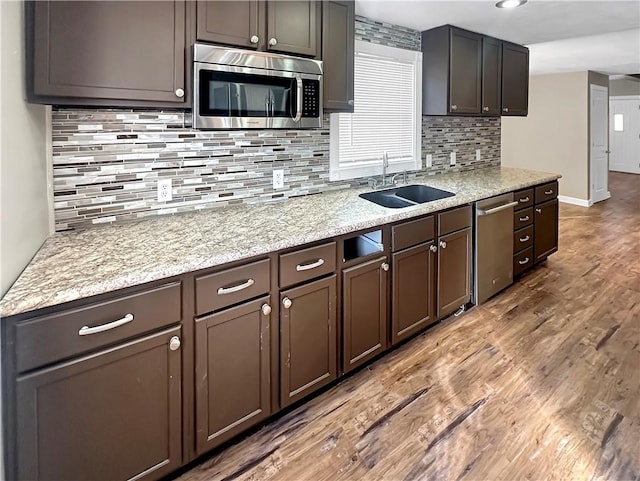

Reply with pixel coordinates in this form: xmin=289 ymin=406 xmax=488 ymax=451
xmin=590 ymin=85 xmax=610 ymax=204
xmin=610 ymin=96 xmax=640 ymax=174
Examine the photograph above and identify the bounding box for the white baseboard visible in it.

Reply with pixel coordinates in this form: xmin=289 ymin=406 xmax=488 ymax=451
xmin=558 ymin=195 xmax=592 ymax=207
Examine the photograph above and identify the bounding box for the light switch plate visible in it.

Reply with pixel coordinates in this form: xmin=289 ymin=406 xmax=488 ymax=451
xmin=426 ymin=154 xmax=433 ymax=168
xmin=476 ymin=149 xmax=481 ymax=161
xmin=450 ymin=152 xmax=456 ymax=166
xmin=273 ymin=169 xmax=284 ymax=189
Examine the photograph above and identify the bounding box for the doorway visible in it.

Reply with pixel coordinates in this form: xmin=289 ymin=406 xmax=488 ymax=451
xmin=590 ymin=84 xmax=610 ymax=204
xmin=609 ymin=96 xmax=640 ymax=174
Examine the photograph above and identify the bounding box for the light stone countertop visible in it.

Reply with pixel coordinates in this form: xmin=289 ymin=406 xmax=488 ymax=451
xmin=0 ymin=166 xmax=561 ymax=318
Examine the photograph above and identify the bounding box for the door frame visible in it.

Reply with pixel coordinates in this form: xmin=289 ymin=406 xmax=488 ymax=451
xmin=609 ymin=95 xmax=640 ymax=174
xmin=589 ymin=84 xmax=610 ymax=205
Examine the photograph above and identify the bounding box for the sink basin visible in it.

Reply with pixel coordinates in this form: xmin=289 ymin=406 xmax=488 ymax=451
xmin=359 ymin=184 xmax=455 ymax=208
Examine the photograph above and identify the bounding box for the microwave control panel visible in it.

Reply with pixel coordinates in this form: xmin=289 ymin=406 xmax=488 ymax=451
xmin=302 ymin=80 xmax=320 ymax=118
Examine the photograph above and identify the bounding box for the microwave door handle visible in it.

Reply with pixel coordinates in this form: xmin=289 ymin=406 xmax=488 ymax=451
xmin=293 ymin=75 xmax=302 ymax=122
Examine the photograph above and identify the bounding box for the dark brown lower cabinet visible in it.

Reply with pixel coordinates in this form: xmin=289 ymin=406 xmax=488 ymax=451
xmin=534 ymin=199 xmax=559 ymax=262
xmin=194 ymin=297 xmax=271 ymax=454
xmin=437 ymin=228 xmax=472 ymax=318
xmin=392 ymin=242 xmax=436 ymax=345
xmin=280 ymin=275 xmax=337 ymax=407
xmin=342 ymin=257 xmax=388 ymax=372
xmin=16 ymin=326 xmax=182 ymax=481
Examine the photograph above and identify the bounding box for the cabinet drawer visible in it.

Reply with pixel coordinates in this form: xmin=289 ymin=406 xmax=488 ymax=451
xmin=392 ymin=215 xmax=435 ymax=252
xmin=513 ymin=247 xmax=533 ymax=276
xmin=535 ymin=181 xmax=558 ymax=203
xmin=16 ymin=282 xmax=182 ymax=373
xmin=514 ymin=188 xmax=533 ymax=209
xmin=438 ymin=205 xmax=472 ymax=236
xmin=196 ymin=259 xmax=270 ymax=316
xmin=514 ymin=207 xmax=533 ymax=230
xmin=513 ymin=225 xmax=534 ymax=252
xmin=280 ymin=242 xmax=336 ymax=288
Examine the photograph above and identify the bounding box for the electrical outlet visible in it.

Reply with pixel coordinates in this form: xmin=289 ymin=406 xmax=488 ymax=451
xmin=450 ymin=152 xmax=456 ymax=166
xmin=157 ymin=179 xmax=172 ymax=202
xmin=273 ymin=169 xmax=284 ymax=189
xmin=476 ymin=149 xmax=481 ymax=161
xmin=426 ymin=154 xmax=433 ymax=168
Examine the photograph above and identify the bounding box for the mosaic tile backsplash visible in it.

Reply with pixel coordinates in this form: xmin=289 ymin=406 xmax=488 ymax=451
xmin=50 ymin=17 xmax=501 ymax=231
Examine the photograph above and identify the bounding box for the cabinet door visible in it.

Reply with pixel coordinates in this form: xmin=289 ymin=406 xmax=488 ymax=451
xmin=280 ymin=275 xmax=337 ymax=407
xmin=16 ymin=327 xmax=182 ymax=481
xmin=534 ymin=199 xmax=559 ymax=263
xmin=501 ymin=42 xmax=529 ymax=116
xmin=267 ymin=1 xmax=320 ymax=57
xmin=437 ymin=228 xmax=472 ymax=319
xmin=196 ymin=0 xmax=263 ymax=49
xmin=392 ymin=243 xmax=436 ymax=345
xmin=195 ymin=297 xmax=271 ymax=454
xmin=481 ymin=36 xmax=502 ymax=116
xmin=322 ymin=0 xmax=354 ymax=112
xmin=31 ymin=1 xmax=187 ymax=105
xmin=343 ymin=257 xmax=388 ymax=372
xmin=449 ymin=27 xmax=482 ymax=115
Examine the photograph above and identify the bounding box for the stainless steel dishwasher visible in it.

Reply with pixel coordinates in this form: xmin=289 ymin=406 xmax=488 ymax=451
xmin=474 ymin=193 xmax=520 ymax=304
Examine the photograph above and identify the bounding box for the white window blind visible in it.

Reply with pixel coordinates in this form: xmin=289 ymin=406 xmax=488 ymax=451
xmin=330 ymin=41 xmax=422 ymax=181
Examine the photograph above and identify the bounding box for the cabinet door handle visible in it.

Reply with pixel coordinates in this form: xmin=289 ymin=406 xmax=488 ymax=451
xmin=169 ymin=336 xmax=181 ymax=351
xmin=536 ymin=208 xmax=542 ymax=214
xmin=451 ymin=104 xmax=458 ymax=111
xmin=348 ymin=100 xmax=354 ymax=106
xmin=250 ymin=35 xmax=259 ymax=44
xmin=503 ymin=107 xmax=509 ymax=113
xmin=430 ymin=244 xmax=438 ymax=253
xmin=519 ymin=235 xmax=530 ymax=242
xmin=175 ymin=88 xmax=184 ymax=98
xmin=439 ymin=240 xmax=447 ymax=249
xmin=261 ymin=303 xmax=272 ymax=316
xmin=217 ymin=278 xmax=254 ymax=295
xmin=282 ymin=297 xmax=292 ymax=309
xmin=545 ymin=189 xmax=554 ymax=195
xmin=381 ymin=262 xmax=389 ymax=271
xmin=296 ymin=258 xmax=324 ymax=271
xmin=519 ymin=215 xmax=529 ymax=222
xmin=519 ymin=196 xmax=529 ymax=202
xmin=518 ymin=257 xmax=530 ymax=265
xmin=78 ymin=313 xmax=134 ymax=336
xmin=483 ymin=106 xmax=489 ymax=112
xmin=269 ymin=37 xmax=277 ymax=46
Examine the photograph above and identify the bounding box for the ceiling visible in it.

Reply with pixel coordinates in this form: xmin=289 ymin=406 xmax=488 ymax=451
xmin=355 ymin=0 xmax=640 ymax=75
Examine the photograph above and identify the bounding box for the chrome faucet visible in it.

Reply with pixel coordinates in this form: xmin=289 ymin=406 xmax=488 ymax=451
xmin=382 ymin=151 xmax=389 ymax=185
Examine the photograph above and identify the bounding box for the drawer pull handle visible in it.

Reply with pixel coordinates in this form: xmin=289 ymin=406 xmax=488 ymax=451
xmin=217 ymin=278 xmax=254 ymax=295
xmin=545 ymin=189 xmax=553 ymax=195
xmin=78 ymin=313 xmax=134 ymax=336
xmin=519 ymin=235 xmax=530 ymax=242
xmin=296 ymin=258 xmax=325 ymax=271
xmin=519 ymin=215 xmax=529 ymax=222
xmin=518 ymin=257 xmax=530 ymax=265
xmin=519 ymin=196 xmax=529 ymax=202
xmin=536 ymin=208 xmax=542 ymax=214
xmin=282 ymin=297 xmax=292 ymax=309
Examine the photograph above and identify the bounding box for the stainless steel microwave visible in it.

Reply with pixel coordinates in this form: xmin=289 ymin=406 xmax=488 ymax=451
xmin=193 ymin=44 xmax=323 ymax=129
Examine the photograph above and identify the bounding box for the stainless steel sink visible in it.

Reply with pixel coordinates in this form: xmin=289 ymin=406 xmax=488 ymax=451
xmin=359 ymin=184 xmax=455 ymax=208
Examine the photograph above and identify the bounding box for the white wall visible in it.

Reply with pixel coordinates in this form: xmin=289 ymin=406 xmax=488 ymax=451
xmin=1 ymin=1 xmax=51 ymax=478
xmin=501 ymin=71 xmax=590 ymax=201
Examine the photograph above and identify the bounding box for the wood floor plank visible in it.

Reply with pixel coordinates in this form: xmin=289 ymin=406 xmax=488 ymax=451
xmin=175 ymin=172 xmax=640 ymax=481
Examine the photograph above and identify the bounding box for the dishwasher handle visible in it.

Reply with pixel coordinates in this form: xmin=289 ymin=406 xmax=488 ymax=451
xmin=477 ymin=201 xmax=519 ymax=216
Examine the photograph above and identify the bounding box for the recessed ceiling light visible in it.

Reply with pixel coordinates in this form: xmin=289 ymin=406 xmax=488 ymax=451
xmin=496 ymin=0 xmax=527 ymax=8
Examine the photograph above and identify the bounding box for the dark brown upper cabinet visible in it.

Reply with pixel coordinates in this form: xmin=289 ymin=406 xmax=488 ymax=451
xmin=422 ymin=25 xmax=528 ymax=117
xmin=196 ymin=0 xmax=263 ymax=50
xmin=196 ymin=0 xmax=320 ymax=58
xmin=342 ymin=256 xmax=388 ymax=373
xmin=322 ymin=0 xmax=355 ymax=112
xmin=502 ymin=42 xmax=530 ymax=116
xmin=482 ymin=36 xmax=502 ymax=116
xmin=27 ymin=1 xmax=188 ymax=107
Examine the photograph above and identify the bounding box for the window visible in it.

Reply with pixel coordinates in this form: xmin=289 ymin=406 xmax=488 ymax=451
xmin=329 ymin=41 xmax=422 ymax=181
xmin=613 ymin=113 xmax=624 ymax=132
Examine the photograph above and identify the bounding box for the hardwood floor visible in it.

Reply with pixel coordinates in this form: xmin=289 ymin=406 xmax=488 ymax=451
xmin=177 ymin=172 xmax=640 ymax=481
